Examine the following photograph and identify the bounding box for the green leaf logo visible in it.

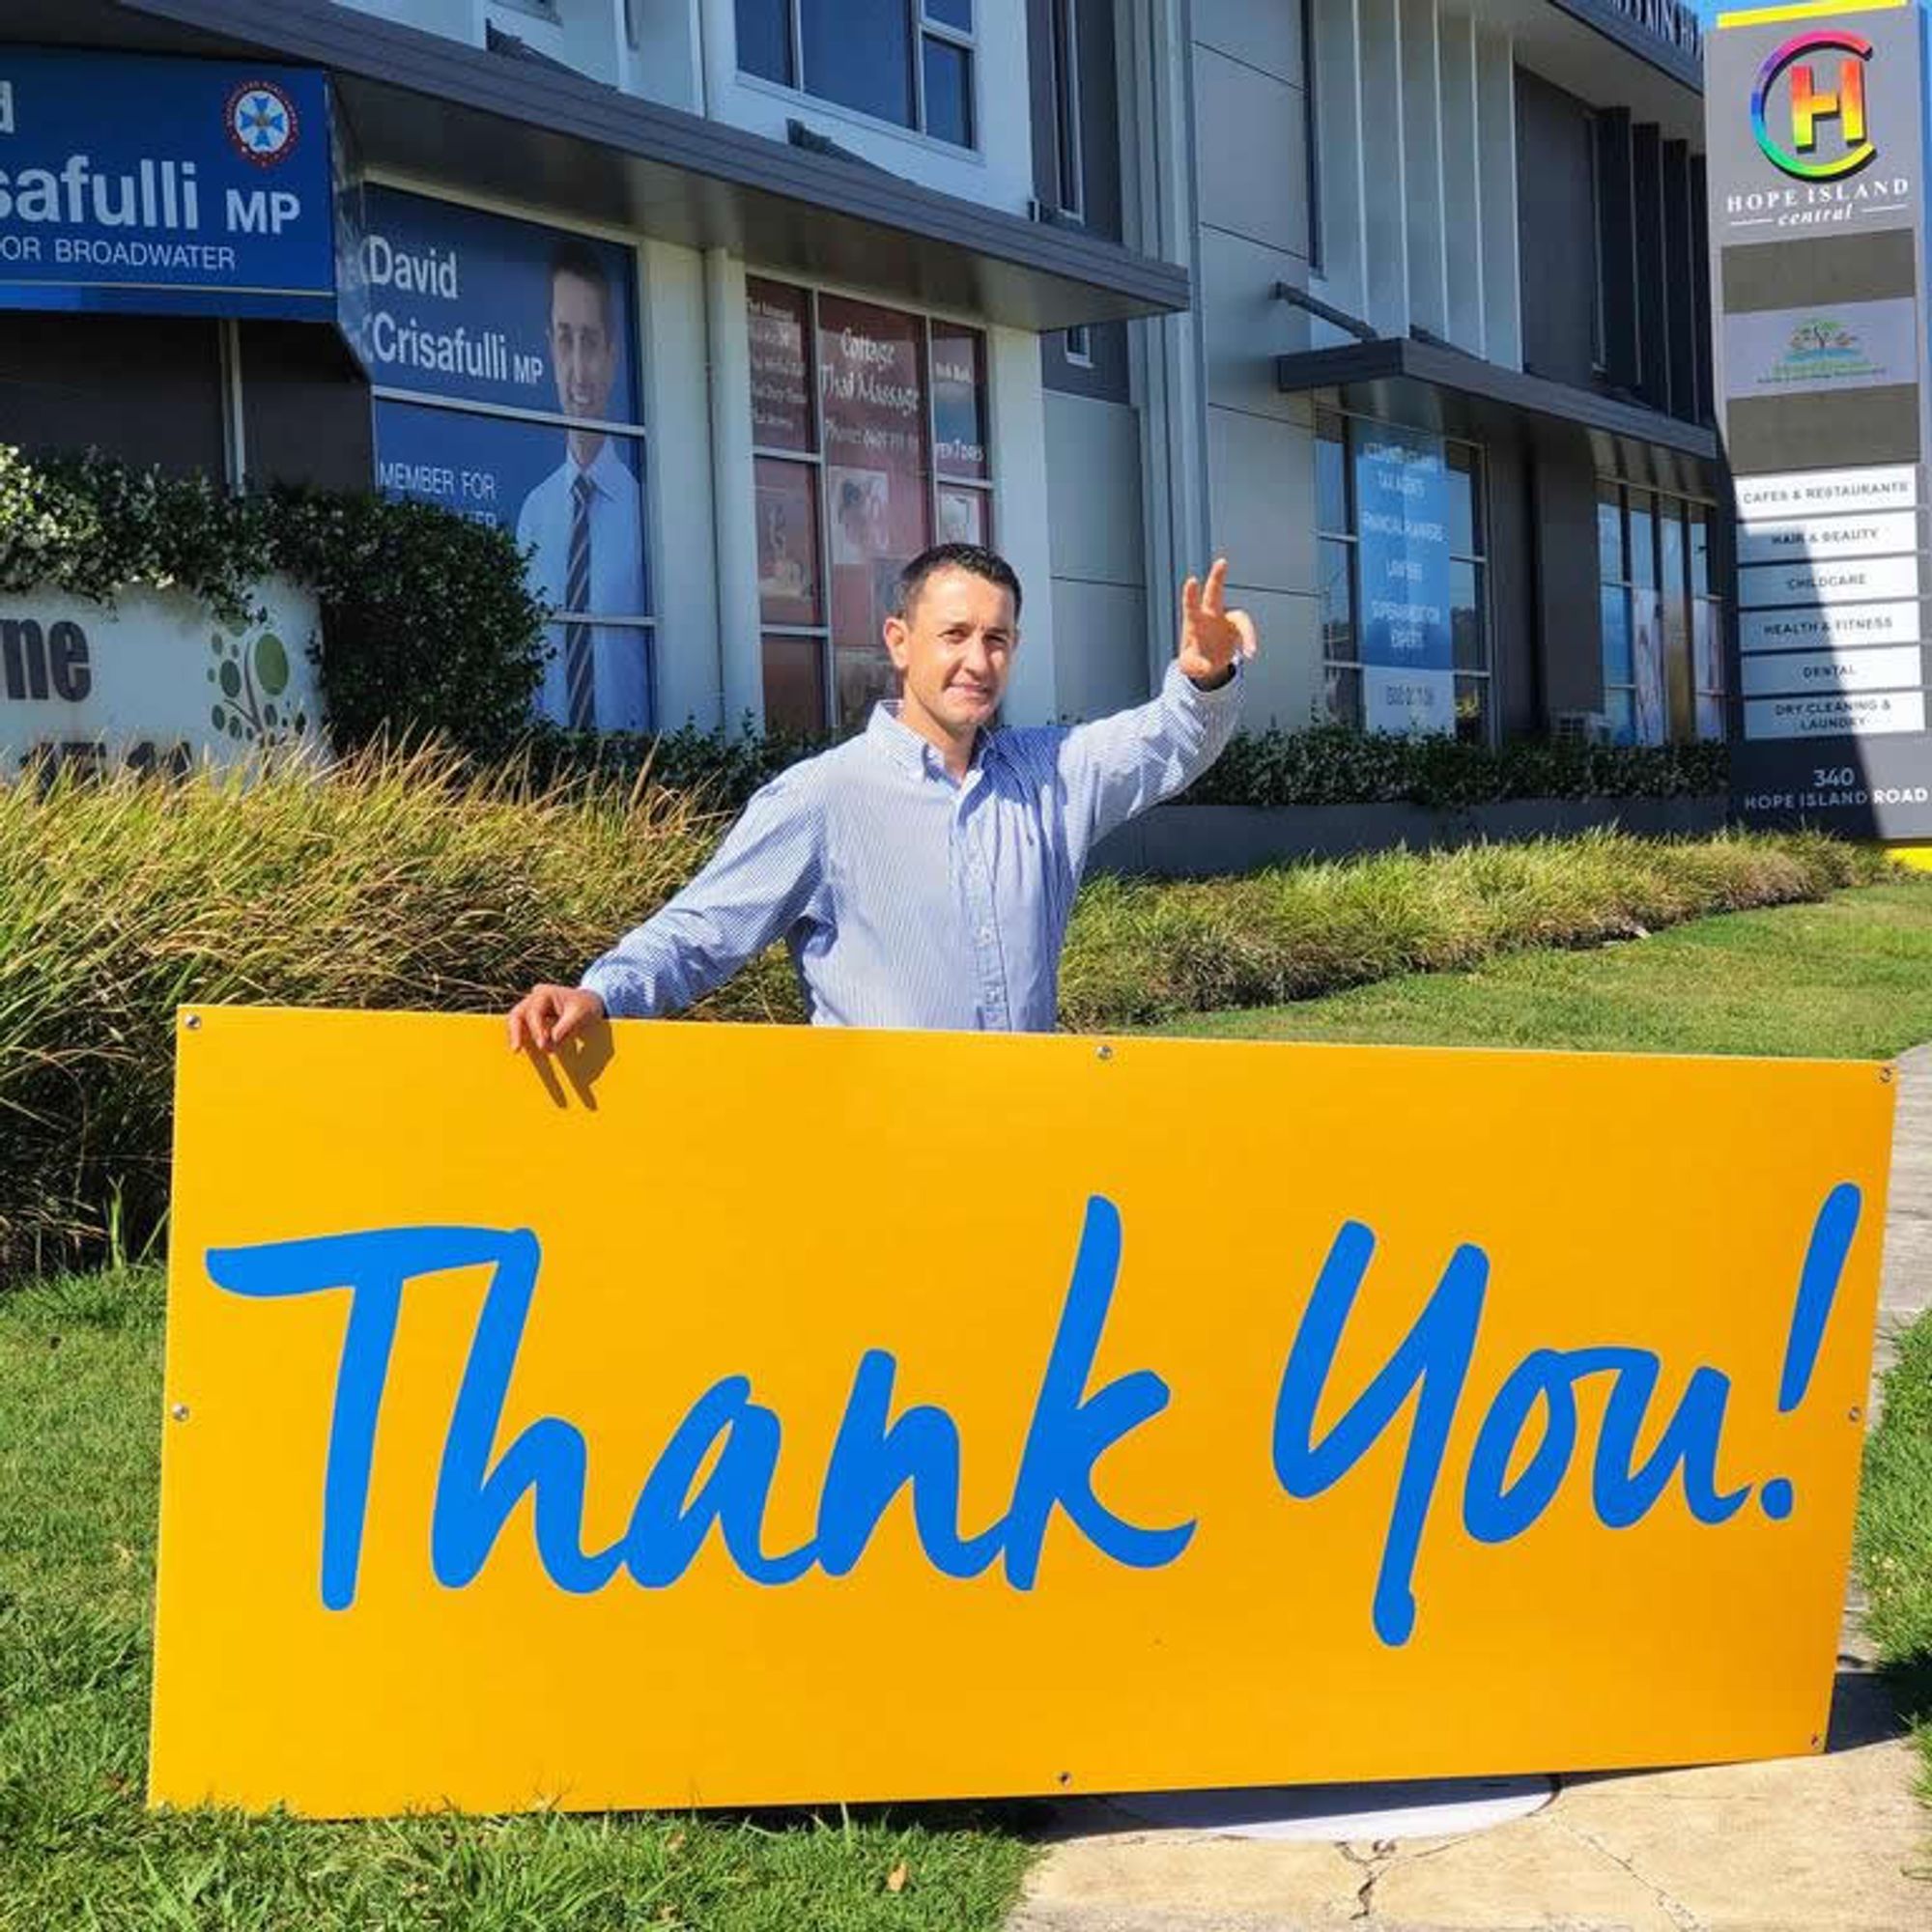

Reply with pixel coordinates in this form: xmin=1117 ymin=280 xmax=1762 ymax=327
xmin=254 ymin=633 xmax=289 ymax=696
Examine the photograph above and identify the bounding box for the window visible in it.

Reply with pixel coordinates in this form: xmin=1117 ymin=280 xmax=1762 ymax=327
xmin=1690 ymin=505 xmax=1725 ymax=740
xmin=1598 ymin=480 xmax=1722 ymax=743
xmin=1063 ymin=325 xmax=1093 ymax=367
xmin=1447 ymin=443 xmax=1490 ymax=743
xmin=1586 ymin=113 xmax=1607 ymax=375
xmin=1316 ymin=411 xmax=1357 ymax=728
xmin=749 ymin=277 xmax=994 ymax=733
xmin=1302 ymin=0 xmax=1321 ymax=274
xmin=1317 ymin=410 xmax=1491 ymax=741
xmin=1049 ymin=0 xmax=1084 ymax=219
xmin=736 ymin=0 xmax=978 ymax=149
xmin=362 ymin=187 xmax=654 ymax=733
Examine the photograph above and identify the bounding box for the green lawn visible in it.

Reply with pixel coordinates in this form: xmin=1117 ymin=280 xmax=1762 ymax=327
xmin=0 ymin=1268 xmax=1037 ymax=1931
xmin=1146 ymin=880 xmax=1932 ymax=1060
xmin=1857 ymin=1307 xmax=1932 ymax=1801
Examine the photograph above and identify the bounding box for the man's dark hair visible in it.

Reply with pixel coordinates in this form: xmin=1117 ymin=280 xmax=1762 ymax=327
xmin=549 ymin=240 xmax=615 ymax=335
xmin=893 ymin=544 xmax=1023 ymax=621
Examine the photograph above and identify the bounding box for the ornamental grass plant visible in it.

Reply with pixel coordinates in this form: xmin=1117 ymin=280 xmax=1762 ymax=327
xmin=0 ymin=746 xmax=1894 ymax=1276
xmin=1054 ymin=826 xmax=1892 ymax=1028
xmin=0 ymin=747 xmax=790 ymax=1276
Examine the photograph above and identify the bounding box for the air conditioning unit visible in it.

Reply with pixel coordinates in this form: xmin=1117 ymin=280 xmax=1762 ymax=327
xmin=1554 ymin=710 xmax=1613 ymax=745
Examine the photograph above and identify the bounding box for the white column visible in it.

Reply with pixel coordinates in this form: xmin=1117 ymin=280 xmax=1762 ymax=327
xmin=700 ymin=245 xmax=763 ymax=734
xmin=1475 ymin=25 xmax=1521 ymax=371
xmin=1400 ymin=0 xmax=1447 ymax=337
xmin=1357 ymin=0 xmax=1409 ymax=337
xmin=1128 ymin=0 xmax=1210 ymax=692
xmin=1439 ymin=11 xmax=1485 ymax=356
xmin=1312 ymin=0 xmax=1371 ymax=325
xmin=988 ymin=324 xmax=1059 ymax=725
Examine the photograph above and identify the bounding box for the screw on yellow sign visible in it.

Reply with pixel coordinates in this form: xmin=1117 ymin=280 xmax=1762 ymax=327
xmin=152 ymin=1009 xmax=1892 ymax=1817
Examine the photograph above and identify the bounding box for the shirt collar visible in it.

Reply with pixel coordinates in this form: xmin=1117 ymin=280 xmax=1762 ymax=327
xmin=866 ymin=701 xmax=1006 ymax=781
xmin=570 ymin=440 xmax=629 ymax=500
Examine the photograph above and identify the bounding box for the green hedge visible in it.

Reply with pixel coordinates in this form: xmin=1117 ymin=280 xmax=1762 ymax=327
xmin=0 ymin=746 xmax=1887 ymax=1277
xmin=0 ymin=444 xmax=547 ymax=758
xmin=1185 ymin=724 xmax=1729 ymax=809
xmin=525 ymin=718 xmax=1729 ymax=812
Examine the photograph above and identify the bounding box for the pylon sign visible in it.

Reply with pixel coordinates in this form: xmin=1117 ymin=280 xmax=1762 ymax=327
xmin=1705 ymin=1 xmax=1932 ymax=836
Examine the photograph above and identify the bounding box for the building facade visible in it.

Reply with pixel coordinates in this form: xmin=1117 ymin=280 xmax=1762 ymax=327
xmin=0 ymin=0 xmax=1719 ymax=753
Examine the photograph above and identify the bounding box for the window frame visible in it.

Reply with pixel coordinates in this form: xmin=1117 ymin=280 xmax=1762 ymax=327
xmin=736 ymin=0 xmax=981 ymax=153
xmin=749 ymin=274 xmax=997 ymax=735
xmin=361 ymin=178 xmax=658 ymax=732
xmin=1597 ymin=479 xmax=1723 ymax=745
xmin=1049 ymin=0 xmax=1085 ymax=221
xmin=1317 ymin=408 xmax=1492 ymax=745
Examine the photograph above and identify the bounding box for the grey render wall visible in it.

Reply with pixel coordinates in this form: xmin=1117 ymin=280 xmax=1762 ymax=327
xmin=1046 ymin=388 xmax=1150 ymax=721
xmin=1191 ymin=0 xmax=1321 ymax=729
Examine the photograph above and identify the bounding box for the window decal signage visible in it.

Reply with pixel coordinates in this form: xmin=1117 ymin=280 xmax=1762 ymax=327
xmin=1353 ymin=425 xmax=1454 ymax=735
xmin=153 ymin=1011 xmax=1889 ymax=1816
xmin=358 ymin=188 xmax=652 ymax=732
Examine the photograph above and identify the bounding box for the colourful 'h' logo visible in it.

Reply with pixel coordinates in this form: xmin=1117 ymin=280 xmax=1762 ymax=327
xmin=1752 ymin=31 xmax=1876 ymax=180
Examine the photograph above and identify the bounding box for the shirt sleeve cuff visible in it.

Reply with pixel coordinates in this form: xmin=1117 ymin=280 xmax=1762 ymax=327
xmin=1172 ymin=658 xmax=1244 ymax=704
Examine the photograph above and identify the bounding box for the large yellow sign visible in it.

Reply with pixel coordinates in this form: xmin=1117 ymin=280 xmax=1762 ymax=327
xmin=154 ymin=1009 xmax=1892 ymax=1817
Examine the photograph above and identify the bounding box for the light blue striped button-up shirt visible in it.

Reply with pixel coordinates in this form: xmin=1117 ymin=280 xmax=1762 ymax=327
xmin=580 ymin=661 xmax=1244 ymax=1032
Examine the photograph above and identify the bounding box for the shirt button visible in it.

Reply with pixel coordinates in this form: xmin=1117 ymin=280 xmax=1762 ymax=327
xmin=979 ymin=926 xmax=993 ymax=942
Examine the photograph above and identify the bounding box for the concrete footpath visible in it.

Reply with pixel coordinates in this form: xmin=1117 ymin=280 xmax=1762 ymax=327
xmin=1007 ymin=1048 xmax=1932 ymax=1932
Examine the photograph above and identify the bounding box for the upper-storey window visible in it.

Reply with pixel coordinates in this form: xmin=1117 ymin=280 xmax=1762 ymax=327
xmin=736 ymin=0 xmax=978 ymax=149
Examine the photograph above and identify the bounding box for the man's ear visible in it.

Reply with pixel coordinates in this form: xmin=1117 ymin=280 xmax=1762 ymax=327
xmin=883 ymin=614 xmax=910 ymax=670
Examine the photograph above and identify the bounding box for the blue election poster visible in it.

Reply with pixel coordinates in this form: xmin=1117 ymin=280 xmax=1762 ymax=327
xmin=0 ymin=47 xmax=336 ymax=319
xmin=355 ymin=187 xmax=641 ymax=424
xmin=360 ymin=191 xmax=652 ymax=733
xmin=1353 ymin=425 xmax=1454 ymax=735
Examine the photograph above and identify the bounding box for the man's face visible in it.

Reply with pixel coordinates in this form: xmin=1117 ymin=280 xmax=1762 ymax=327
xmin=551 ymin=271 xmax=615 ymax=423
xmin=884 ymin=565 xmax=1018 ymax=744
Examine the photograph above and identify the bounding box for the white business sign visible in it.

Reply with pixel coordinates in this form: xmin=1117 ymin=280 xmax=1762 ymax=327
xmin=1735 ymin=464 xmax=1919 ymax=522
xmin=1741 ymin=600 xmax=1922 ymax=655
xmin=1738 ymin=553 xmax=1922 ymax=611
xmin=1741 ymin=645 xmax=1923 ymax=697
xmin=0 ymin=579 xmax=324 ymax=780
xmin=1745 ymin=688 xmax=1927 ymax=741
xmin=1737 ymin=511 xmax=1920 ymax=567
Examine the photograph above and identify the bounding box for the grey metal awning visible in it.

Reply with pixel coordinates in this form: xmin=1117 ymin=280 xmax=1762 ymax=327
xmin=1277 ymin=336 xmax=1719 ymax=465
xmin=11 ymin=0 xmax=1188 ymax=333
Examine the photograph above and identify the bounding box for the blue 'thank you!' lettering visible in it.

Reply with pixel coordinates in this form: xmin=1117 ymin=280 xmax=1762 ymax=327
xmin=203 ymin=1185 xmax=1860 ymax=1647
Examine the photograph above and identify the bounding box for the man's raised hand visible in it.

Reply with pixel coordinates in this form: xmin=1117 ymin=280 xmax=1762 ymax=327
xmin=507 ymin=983 xmax=606 ymax=1054
xmin=1178 ymin=556 xmax=1259 ymax=688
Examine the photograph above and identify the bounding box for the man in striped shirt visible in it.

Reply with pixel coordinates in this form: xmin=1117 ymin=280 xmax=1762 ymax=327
xmin=508 ymin=543 xmax=1257 ymax=1044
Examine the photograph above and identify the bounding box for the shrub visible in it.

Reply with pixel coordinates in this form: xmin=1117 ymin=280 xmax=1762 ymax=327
xmin=0 ymin=444 xmax=547 ymax=758
xmin=0 ymin=746 xmax=1889 ymax=1277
